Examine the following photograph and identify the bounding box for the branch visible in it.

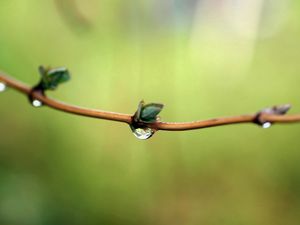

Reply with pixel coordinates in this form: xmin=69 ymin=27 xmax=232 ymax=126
xmin=0 ymin=72 xmax=132 ymax=123
xmin=1 ymin=71 xmax=300 ymax=137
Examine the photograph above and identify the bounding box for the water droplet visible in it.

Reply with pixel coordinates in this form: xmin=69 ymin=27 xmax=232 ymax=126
xmin=130 ymin=126 xmax=155 ymax=140
xmin=32 ymin=99 xmax=43 ymax=107
xmin=262 ymin=122 xmax=272 ymax=129
xmin=0 ymin=82 xmax=7 ymax=92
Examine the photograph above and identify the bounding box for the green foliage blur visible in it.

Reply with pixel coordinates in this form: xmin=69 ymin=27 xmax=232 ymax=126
xmin=1 ymin=1 xmax=300 ymax=224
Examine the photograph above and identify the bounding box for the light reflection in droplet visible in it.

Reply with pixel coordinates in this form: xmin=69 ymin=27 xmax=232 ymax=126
xmin=32 ymin=99 xmax=43 ymax=107
xmin=130 ymin=126 xmax=155 ymax=140
xmin=0 ymin=82 xmax=6 ymax=92
xmin=262 ymin=122 xmax=272 ymax=129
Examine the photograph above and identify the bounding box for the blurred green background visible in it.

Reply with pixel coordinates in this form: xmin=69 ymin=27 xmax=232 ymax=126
xmin=1 ymin=0 xmax=300 ymax=224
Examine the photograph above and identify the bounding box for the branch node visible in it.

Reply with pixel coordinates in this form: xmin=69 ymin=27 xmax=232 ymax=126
xmin=130 ymin=100 xmax=164 ymax=139
xmin=28 ymin=65 xmax=71 ymax=107
xmin=28 ymin=83 xmax=45 ymax=107
xmin=254 ymin=104 xmax=292 ymax=126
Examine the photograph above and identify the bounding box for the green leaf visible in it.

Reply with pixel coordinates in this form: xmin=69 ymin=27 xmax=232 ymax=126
xmin=140 ymin=103 xmax=164 ymax=122
xmin=133 ymin=100 xmax=144 ymax=122
xmin=39 ymin=66 xmax=71 ymax=90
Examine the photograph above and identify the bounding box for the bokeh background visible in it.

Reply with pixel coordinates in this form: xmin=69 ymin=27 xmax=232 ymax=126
xmin=1 ymin=0 xmax=300 ymax=224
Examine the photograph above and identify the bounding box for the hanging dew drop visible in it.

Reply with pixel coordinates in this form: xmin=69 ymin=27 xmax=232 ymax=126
xmin=0 ymin=82 xmax=7 ymax=92
xmin=130 ymin=126 xmax=155 ymax=140
xmin=132 ymin=128 xmax=154 ymax=140
xmin=32 ymin=99 xmax=43 ymax=107
xmin=262 ymin=122 xmax=272 ymax=129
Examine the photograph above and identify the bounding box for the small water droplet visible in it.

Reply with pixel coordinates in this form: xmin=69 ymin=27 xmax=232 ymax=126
xmin=32 ymin=99 xmax=43 ymax=107
xmin=0 ymin=82 xmax=7 ymax=92
xmin=130 ymin=126 xmax=155 ymax=140
xmin=262 ymin=122 xmax=272 ymax=129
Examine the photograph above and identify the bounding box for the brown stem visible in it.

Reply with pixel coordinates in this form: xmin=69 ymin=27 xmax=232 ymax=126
xmin=0 ymin=72 xmax=132 ymax=123
xmin=1 ymin=71 xmax=300 ymax=131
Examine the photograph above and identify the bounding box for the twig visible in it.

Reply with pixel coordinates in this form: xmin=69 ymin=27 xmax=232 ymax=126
xmin=0 ymin=72 xmax=131 ymax=123
xmin=1 ymin=71 xmax=300 ymax=132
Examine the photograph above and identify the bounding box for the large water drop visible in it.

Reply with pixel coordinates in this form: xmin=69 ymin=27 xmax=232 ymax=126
xmin=130 ymin=126 xmax=155 ymax=140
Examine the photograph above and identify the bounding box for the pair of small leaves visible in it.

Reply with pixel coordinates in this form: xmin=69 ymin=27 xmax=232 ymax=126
xmin=134 ymin=100 xmax=164 ymax=123
xmin=260 ymin=104 xmax=291 ymax=115
xmin=38 ymin=66 xmax=71 ymax=91
xmin=29 ymin=66 xmax=70 ymax=106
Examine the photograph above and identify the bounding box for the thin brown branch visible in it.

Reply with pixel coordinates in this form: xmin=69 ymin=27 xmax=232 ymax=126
xmin=1 ymin=71 xmax=300 ymax=132
xmin=0 ymin=72 xmax=132 ymax=123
